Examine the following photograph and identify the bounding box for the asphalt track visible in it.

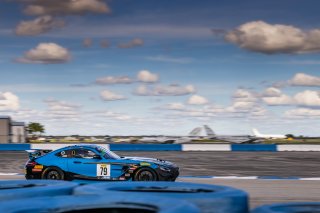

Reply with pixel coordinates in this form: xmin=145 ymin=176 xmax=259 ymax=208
xmin=0 ymin=151 xmax=320 ymax=208
xmin=1 ymin=151 xmax=320 ymax=176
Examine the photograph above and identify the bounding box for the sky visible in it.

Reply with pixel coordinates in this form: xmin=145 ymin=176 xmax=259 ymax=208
xmin=0 ymin=0 xmax=320 ymax=136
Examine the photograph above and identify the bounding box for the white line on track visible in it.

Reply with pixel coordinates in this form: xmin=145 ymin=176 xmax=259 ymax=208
xmin=0 ymin=173 xmax=23 ymax=176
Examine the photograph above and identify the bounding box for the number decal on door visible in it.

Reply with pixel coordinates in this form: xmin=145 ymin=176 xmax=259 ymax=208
xmin=96 ymin=164 xmax=110 ymax=177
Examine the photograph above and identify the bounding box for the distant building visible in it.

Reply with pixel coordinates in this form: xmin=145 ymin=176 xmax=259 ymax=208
xmin=0 ymin=116 xmax=26 ymax=143
xmin=0 ymin=116 xmax=11 ymax=143
xmin=11 ymin=122 xmax=26 ymax=143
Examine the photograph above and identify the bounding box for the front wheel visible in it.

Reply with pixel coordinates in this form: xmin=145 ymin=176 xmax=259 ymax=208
xmin=133 ymin=168 xmax=158 ymax=181
xmin=41 ymin=167 xmax=65 ymax=180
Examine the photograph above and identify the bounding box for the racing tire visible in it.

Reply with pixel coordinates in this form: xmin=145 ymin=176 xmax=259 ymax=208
xmin=133 ymin=167 xmax=158 ymax=181
xmin=41 ymin=167 xmax=65 ymax=180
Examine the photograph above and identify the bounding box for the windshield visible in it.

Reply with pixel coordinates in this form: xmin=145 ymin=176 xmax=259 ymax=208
xmin=95 ymin=146 xmax=120 ymax=159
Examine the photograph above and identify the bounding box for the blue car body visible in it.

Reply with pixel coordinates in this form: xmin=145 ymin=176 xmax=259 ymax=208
xmin=25 ymin=144 xmax=179 ymax=181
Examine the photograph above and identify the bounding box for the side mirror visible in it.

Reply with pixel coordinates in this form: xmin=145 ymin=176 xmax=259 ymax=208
xmin=93 ymin=155 xmax=102 ymax=159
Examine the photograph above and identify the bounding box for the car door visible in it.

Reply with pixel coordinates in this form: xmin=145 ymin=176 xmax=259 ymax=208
xmin=67 ymin=148 xmax=108 ymax=178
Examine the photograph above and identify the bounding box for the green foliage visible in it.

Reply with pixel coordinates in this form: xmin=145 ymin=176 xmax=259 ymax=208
xmin=27 ymin=122 xmax=45 ymax=135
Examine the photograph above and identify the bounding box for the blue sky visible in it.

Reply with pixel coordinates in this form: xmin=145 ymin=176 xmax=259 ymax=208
xmin=0 ymin=0 xmax=320 ymax=136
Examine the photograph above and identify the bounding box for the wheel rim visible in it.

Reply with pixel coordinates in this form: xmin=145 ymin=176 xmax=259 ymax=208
xmin=47 ymin=171 xmax=60 ymax=180
xmin=138 ymin=171 xmax=155 ymax=181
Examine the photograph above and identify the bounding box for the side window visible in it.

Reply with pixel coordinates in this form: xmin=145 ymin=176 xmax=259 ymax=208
xmin=74 ymin=149 xmax=97 ymax=159
xmin=56 ymin=149 xmax=73 ymax=158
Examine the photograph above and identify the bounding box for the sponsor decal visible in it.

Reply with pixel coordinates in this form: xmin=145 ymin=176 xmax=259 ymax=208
xmin=140 ymin=162 xmax=151 ymax=166
xmin=97 ymin=164 xmax=111 ymax=177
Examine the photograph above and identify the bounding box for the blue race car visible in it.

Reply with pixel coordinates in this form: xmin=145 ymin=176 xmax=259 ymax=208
xmin=25 ymin=144 xmax=179 ymax=181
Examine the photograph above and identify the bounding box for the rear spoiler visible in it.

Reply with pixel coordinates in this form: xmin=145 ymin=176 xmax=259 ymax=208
xmin=26 ymin=149 xmax=52 ymax=160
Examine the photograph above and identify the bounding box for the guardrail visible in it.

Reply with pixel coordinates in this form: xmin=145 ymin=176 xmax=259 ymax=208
xmin=1 ymin=143 xmax=320 ymax=151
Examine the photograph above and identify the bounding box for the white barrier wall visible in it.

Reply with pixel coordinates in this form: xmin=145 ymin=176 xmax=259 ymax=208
xmin=277 ymin=144 xmax=320 ymax=151
xmin=182 ymin=144 xmax=231 ymax=151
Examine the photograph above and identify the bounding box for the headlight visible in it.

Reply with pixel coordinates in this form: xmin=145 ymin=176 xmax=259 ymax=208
xmin=159 ymin=166 xmax=171 ymax=172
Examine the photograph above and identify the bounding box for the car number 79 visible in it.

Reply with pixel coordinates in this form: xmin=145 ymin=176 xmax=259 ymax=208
xmin=97 ymin=164 xmax=110 ymax=177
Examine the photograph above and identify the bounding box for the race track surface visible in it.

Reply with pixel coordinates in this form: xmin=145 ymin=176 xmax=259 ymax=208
xmin=0 ymin=151 xmax=320 ymax=208
xmin=180 ymin=178 xmax=320 ymax=208
xmin=1 ymin=151 xmax=320 ymax=177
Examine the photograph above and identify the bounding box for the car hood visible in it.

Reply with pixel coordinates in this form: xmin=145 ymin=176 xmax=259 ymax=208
xmin=122 ymin=156 xmax=177 ymax=167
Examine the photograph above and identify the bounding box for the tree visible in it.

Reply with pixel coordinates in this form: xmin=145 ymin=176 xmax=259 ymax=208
xmin=285 ymin=134 xmax=295 ymax=139
xmin=27 ymin=122 xmax=45 ymax=136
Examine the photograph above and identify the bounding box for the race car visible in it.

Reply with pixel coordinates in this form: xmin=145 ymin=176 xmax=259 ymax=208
xmin=25 ymin=144 xmax=179 ymax=181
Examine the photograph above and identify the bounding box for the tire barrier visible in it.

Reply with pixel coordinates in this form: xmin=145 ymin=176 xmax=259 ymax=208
xmin=73 ymin=181 xmax=249 ymax=213
xmin=0 ymin=193 xmax=200 ymax=213
xmin=0 ymin=180 xmax=78 ymax=201
xmin=252 ymin=202 xmax=320 ymax=213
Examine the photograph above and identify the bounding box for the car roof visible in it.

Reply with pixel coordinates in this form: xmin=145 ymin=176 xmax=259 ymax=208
xmin=57 ymin=144 xmax=106 ymax=151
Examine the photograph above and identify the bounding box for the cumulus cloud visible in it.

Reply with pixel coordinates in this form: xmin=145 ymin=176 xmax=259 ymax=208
xmin=222 ymin=89 xmax=268 ymax=117
xmin=160 ymin=89 xmax=268 ymax=119
xmin=262 ymin=87 xmax=293 ymax=105
xmin=83 ymin=38 xmax=93 ymax=47
xmin=250 ymin=107 xmax=268 ymax=118
xmin=90 ymin=110 xmax=133 ymax=121
xmin=260 ymin=88 xmax=320 ymax=107
xmin=146 ymin=55 xmax=194 ymax=64
xmin=187 ymin=95 xmax=209 ymax=105
xmin=118 ymin=38 xmax=144 ymax=48
xmin=44 ymin=98 xmax=81 ymax=120
xmin=100 ymin=90 xmax=127 ymax=101
xmin=163 ymin=103 xmax=186 ymax=110
xmin=233 ymin=89 xmax=258 ymax=102
xmin=262 ymin=95 xmax=293 ymax=106
xmin=226 ymin=101 xmax=257 ymax=113
xmin=285 ymin=108 xmax=320 ymax=118
xmin=133 ymin=84 xmax=196 ymax=96
xmin=294 ymin=90 xmax=320 ymax=107
xmin=289 ymin=73 xmax=320 ymax=87
xmin=44 ymin=98 xmax=81 ymax=111
xmin=23 ymin=0 xmax=110 ymax=16
xmin=15 ymin=15 xmax=65 ymax=36
xmin=137 ymin=70 xmax=159 ymax=83
xmin=95 ymin=76 xmax=134 ymax=85
xmin=263 ymin=87 xmax=282 ymax=97
xmin=225 ymin=21 xmax=320 ymax=54
xmin=17 ymin=43 xmax=71 ymax=64
xmin=0 ymin=92 xmax=20 ymax=111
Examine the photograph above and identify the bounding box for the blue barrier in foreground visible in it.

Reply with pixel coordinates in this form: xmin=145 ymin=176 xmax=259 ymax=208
xmin=0 ymin=180 xmax=78 ymax=201
xmin=0 ymin=192 xmax=199 ymax=213
xmin=74 ymin=181 xmax=249 ymax=213
xmin=1 ymin=143 xmax=320 ymax=151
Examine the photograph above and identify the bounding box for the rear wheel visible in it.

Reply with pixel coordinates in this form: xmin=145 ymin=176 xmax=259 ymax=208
xmin=42 ymin=167 xmax=65 ymax=180
xmin=133 ymin=167 xmax=157 ymax=181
